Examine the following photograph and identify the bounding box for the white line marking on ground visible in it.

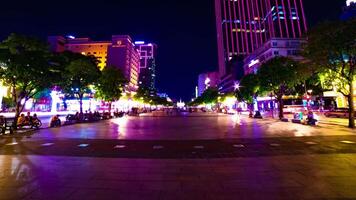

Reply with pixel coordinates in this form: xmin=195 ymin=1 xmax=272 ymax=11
xmin=305 ymin=142 xmax=318 ymax=145
xmin=340 ymin=140 xmax=355 ymax=144
xmin=5 ymin=142 xmax=18 ymax=146
xmin=41 ymin=143 xmax=54 ymax=147
xmin=114 ymin=145 xmax=126 ymax=149
xmin=78 ymin=144 xmax=90 ymax=148
xmin=153 ymin=145 xmax=164 ymax=150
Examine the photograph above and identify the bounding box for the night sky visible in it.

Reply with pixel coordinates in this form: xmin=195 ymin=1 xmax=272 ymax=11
xmin=0 ymin=0 xmax=347 ymax=101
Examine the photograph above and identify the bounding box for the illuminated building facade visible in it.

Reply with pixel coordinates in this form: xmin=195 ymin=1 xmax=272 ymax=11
xmin=107 ymin=35 xmax=140 ymax=91
xmin=243 ymin=38 xmax=305 ymax=74
xmin=48 ymin=35 xmax=140 ymax=91
xmin=134 ymin=41 xmax=157 ymax=91
xmin=48 ymin=36 xmax=110 ymax=70
xmin=198 ymin=71 xmax=219 ymax=96
xmin=341 ymin=0 xmax=356 ymax=20
xmin=215 ymin=0 xmax=308 ymax=78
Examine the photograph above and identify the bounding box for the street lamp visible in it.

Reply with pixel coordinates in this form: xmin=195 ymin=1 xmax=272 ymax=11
xmin=234 ymin=82 xmax=240 ymax=90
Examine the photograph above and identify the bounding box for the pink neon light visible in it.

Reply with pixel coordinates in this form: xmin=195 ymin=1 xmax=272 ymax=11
xmin=293 ymin=0 xmax=302 ymax=37
xmin=237 ymin=0 xmax=246 ymax=54
xmin=241 ymin=0 xmax=249 ymax=53
xmin=299 ymin=0 xmax=308 ymax=32
xmin=232 ymin=0 xmax=240 ymax=54
xmin=227 ymin=0 xmax=235 ymax=54
xmin=246 ymin=0 xmax=255 ymax=52
xmin=265 ymin=0 xmax=275 ymax=38
xmin=275 ymin=0 xmax=284 ymax=38
xmin=281 ymin=0 xmax=290 ymax=37
xmin=250 ymin=0 xmax=260 ymax=48
xmin=287 ymin=0 xmax=297 ymax=38
xmin=222 ymin=0 xmax=230 ymax=58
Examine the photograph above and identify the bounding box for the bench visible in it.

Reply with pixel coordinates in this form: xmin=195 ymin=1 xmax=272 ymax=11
xmin=292 ymin=119 xmax=302 ymax=124
xmin=0 ymin=116 xmax=14 ymax=134
xmin=281 ymin=118 xmax=289 ymax=122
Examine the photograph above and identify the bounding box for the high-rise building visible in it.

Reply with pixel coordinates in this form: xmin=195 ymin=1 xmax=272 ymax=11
xmin=198 ymin=72 xmax=219 ymax=96
xmin=243 ymin=38 xmax=305 ymax=75
xmin=341 ymin=0 xmax=356 ymax=20
xmin=134 ymin=41 xmax=157 ymax=91
xmin=48 ymin=35 xmax=140 ymax=91
xmin=107 ymin=35 xmax=140 ymax=91
xmin=215 ymin=0 xmax=308 ymax=78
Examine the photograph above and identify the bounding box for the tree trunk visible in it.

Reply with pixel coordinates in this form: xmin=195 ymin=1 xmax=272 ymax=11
xmin=248 ymin=103 xmax=253 ymax=118
xmin=270 ymin=94 xmax=274 ymax=119
xmin=278 ymin=95 xmax=284 ymax=119
xmin=108 ymin=102 xmax=112 ymax=114
xmin=13 ymin=101 xmax=21 ymax=129
xmin=348 ymin=81 xmax=355 ymax=128
xmin=79 ymin=94 xmax=83 ymax=114
xmin=12 ymin=85 xmax=19 ymax=129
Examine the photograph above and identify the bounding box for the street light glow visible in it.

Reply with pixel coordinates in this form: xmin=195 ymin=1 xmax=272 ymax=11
xmin=234 ymin=82 xmax=241 ymax=90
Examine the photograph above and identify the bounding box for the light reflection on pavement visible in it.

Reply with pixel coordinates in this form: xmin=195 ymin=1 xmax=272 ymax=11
xmin=25 ymin=115 xmax=355 ymax=141
xmin=1 ymin=114 xmax=356 ymax=199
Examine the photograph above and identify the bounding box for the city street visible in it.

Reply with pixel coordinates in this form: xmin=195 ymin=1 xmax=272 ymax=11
xmin=1 ymin=114 xmax=356 ymax=199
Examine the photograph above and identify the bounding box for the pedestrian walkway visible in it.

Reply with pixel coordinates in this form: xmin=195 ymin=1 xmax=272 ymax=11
xmin=1 ymin=154 xmax=356 ymax=199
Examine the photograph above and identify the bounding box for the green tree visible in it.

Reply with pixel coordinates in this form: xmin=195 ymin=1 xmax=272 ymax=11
xmin=0 ymin=33 xmax=62 ymax=127
xmin=236 ymin=74 xmax=260 ymax=104
xmin=258 ymin=57 xmax=301 ymax=119
xmin=303 ymin=19 xmax=356 ymax=128
xmin=134 ymin=86 xmax=154 ymax=103
xmin=95 ymin=66 xmax=127 ymax=112
xmin=59 ymin=52 xmax=100 ymax=113
xmin=150 ymin=95 xmax=173 ymax=106
xmin=190 ymin=87 xmax=219 ymax=106
xmin=235 ymin=74 xmax=260 ymax=114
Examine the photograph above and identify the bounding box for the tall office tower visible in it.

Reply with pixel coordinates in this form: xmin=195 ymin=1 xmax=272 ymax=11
xmin=108 ymin=35 xmax=140 ymax=91
xmin=48 ymin=35 xmax=140 ymax=92
xmin=341 ymin=0 xmax=356 ymax=20
xmin=134 ymin=41 xmax=157 ymax=91
xmin=215 ymin=0 xmax=308 ymax=78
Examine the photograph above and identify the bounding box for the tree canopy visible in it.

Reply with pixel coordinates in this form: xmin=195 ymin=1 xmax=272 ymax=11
xmin=95 ymin=66 xmax=127 ymax=102
xmin=190 ymin=87 xmax=219 ymax=106
xmin=0 ymin=33 xmax=62 ymax=125
xmin=303 ymin=19 xmax=356 ymax=127
xmin=59 ymin=51 xmax=101 ymax=113
xmin=258 ymin=57 xmax=302 ymax=118
xmin=95 ymin=66 xmax=127 ymax=111
xmin=235 ymin=74 xmax=260 ymax=104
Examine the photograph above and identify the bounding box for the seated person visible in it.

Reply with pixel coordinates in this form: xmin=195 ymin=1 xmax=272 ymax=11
xmin=50 ymin=115 xmax=61 ymax=127
xmin=306 ymin=111 xmax=317 ymax=125
xmin=17 ymin=114 xmax=26 ymax=127
xmin=25 ymin=112 xmax=32 ymax=125
xmin=32 ymin=114 xmax=40 ymax=122
xmin=254 ymin=111 xmax=263 ymax=118
xmin=31 ymin=113 xmax=41 ymax=128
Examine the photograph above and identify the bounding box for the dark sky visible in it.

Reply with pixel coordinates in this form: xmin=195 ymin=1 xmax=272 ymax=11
xmin=0 ymin=0 xmax=347 ymax=101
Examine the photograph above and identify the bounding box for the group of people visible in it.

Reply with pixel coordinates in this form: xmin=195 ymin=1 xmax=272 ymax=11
xmin=293 ymin=110 xmax=318 ymax=125
xmin=17 ymin=112 xmax=61 ymax=128
xmin=17 ymin=112 xmax=41 ymax=128
xmin=50 ymin=115 xmax=61 ymax=127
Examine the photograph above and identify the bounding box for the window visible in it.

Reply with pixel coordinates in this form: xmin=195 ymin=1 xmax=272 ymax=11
xmin=274 ymin=51 xmax=279 ymax=55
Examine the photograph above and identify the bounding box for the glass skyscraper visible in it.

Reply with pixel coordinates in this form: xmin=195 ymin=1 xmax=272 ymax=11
xmin=215 ymin=0 xmax=308 ymax=78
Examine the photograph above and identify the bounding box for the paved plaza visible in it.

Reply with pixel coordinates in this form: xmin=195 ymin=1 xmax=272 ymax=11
xmin=1 ymin=115 xmax=356 ymax=199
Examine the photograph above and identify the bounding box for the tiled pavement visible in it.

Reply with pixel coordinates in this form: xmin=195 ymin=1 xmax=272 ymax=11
xmin=1 ymin=115 xmax=356 ymax=199
xmin=1 ymin=154 xmax=356 ymax=199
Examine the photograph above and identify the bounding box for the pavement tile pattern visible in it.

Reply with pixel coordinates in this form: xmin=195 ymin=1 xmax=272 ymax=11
xmin=1 ymin=115 xmax=356 ymax=199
